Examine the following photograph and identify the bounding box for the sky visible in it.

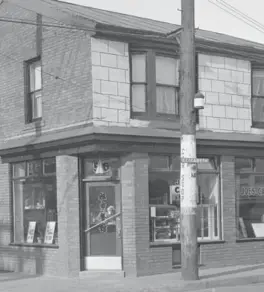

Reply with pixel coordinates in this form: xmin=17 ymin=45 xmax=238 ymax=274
xmin=60 ymin=0 xmax=264 ymax=44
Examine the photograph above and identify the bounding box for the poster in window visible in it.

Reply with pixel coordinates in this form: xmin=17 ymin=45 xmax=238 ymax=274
xmin=251 ymin=223 xmax=264 ymax=238
xmin=27 ymin=221 xmax=36 ymax=243
xmin=44 ymin=221 xmax=56 ymax=244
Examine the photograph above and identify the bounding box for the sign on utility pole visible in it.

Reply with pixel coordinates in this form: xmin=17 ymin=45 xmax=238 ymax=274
xmin=180 ymin=0 xmax=199 ymax=281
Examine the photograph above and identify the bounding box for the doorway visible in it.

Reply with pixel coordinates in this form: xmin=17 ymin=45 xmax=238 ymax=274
xmin=83 ymin=182 xmax=122 ymax=270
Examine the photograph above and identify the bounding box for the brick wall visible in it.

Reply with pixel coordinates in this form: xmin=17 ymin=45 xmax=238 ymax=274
xmin=0 ymin=155 xmax=80 ymax=277
xmin=0 ymin=1 xmax=93 ymax=143
xmin=121 ymin=153 xmax=173 ymax=277
xmin=198 ymin=53 xmax=264 ymax=134
xmin=91 ymin=38 xmax=130 ymax=127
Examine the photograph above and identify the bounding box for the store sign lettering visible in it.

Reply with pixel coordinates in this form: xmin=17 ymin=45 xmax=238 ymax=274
xmin=240 ymin=187 xmax=264 ymax=197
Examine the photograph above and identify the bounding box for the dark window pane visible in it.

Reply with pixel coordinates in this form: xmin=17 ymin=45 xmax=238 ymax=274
xmin=43 ymin=158 xmax=56 ymax=174
xmin=255 ymin=159 xmax=264 ymax=173
xmin=149 ymin=171 xmax=180 ymax=205
xmin=171 ymin=156 xmax=181 ymax=171
xmin=235 ymin=158 xmax=253 ymax=172
xmin=149 ymin=155 xmax=170 ymax=170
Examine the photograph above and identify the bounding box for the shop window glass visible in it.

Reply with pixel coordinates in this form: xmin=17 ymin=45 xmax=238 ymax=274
xmin=12 ymin=158 xmax=58 ymax=245
xmin=236 ymin=158 xmax=264 ymax=239
xmin=149 ymin=155 xmax=221 ymax=243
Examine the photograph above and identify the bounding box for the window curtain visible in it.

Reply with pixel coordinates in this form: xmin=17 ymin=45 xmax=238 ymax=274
xmin=156 ymin=86 xmax=177 ymax=114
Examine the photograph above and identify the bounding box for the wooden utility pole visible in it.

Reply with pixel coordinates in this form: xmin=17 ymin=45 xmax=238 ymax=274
xmin=179 ymin=0 xmax=199 ymax=281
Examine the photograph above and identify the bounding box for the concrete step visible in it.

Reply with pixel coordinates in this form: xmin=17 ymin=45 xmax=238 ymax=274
xmin=79 ymin=270 xmax=125 ymax=280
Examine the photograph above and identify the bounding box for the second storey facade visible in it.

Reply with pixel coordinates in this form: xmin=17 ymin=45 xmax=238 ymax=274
xmin=1 ymin=0 xmax=264 ymax=279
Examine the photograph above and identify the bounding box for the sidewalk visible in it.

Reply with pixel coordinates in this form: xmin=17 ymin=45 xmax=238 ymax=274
xmin=1 ymin=264 xmax=264 ymax=292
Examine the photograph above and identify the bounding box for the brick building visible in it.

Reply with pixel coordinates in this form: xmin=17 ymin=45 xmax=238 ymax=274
xmin=1 ymin=0 xmax=264 ymax=278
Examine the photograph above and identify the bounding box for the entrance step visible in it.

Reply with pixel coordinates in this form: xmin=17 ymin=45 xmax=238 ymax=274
xmin=79 ymin=270 xmax=125 ymax=280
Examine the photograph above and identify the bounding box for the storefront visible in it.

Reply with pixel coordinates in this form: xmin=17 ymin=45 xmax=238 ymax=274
xmin=1 ymin=128 xmax=264 ymax=277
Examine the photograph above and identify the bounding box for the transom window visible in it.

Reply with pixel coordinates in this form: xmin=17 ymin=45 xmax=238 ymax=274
xmin=131 ymin=51 xmax=180 ymax=119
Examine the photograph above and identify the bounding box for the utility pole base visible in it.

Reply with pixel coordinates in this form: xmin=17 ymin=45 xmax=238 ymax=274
xmin=181 ymin=210 xmax=199 ymax=281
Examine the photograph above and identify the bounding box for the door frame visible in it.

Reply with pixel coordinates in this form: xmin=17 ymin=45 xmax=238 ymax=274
xmin=81 ymin=180 xmax=123 ymax=271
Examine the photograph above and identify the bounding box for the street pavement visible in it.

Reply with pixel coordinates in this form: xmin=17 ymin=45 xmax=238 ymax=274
xmin=1 ymin=264 xmax=264 ymax=292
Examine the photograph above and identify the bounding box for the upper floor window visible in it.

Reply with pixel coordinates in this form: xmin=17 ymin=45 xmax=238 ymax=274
xmin=25 ymin=57 xmax=42 ymax=123
xmin=252 ymin=69 xmax=264 ymax=127
xmin=131 ymin=51 xmax=180 ymax=120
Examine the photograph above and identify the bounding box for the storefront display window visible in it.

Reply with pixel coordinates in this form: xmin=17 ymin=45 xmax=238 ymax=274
xmin=149 ymin=155 xmax=221 ymax=243
xmin=12 ymin=158 xmax=58 ymax=245
xmin=236 ymin=158 xmax=264 ymax=239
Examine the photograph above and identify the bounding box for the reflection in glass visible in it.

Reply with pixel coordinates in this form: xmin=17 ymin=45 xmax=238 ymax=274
xmin=236 ymin=170 xmax=264 ymax=239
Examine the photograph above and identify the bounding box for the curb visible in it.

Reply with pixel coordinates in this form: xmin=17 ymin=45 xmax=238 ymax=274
xmin=171 ymin=274 xmax=264 ymax=291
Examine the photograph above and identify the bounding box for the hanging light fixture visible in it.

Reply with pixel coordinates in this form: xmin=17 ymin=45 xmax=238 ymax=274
xmin=95 ymin=159 xmax=104 ymax=175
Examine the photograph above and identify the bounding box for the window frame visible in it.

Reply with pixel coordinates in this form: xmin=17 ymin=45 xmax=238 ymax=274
xmin=197 ymin=167 xmax=221 ymax=242
xmin=24 ymin=56 xmax=43 ymax=124
xmin=130 ymin=50 xmax=180 ymax=121
xmin=11 ymin=158 xmax=57 ymax=246
xmin=251 ymin=66 xmax=264 ymax=128
xmin=148 ymin=155 xmax=222 ymax=243
xmin=235 ymin=157 xmax=264 ymax=240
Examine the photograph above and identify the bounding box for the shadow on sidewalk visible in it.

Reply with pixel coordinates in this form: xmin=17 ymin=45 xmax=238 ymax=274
xmin=0 ymin=271 xmax=40 ymax=282
xmin=200 ymin=264 xmax=264 ymax=280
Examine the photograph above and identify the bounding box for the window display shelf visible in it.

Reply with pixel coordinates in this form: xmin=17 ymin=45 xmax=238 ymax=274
xmin=150 ymin=205 xmax=180 ymax=242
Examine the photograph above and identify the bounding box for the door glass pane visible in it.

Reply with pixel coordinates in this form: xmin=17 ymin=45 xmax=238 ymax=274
xmin=156 ymin=56 xmax=179 ymax=86
xmin=132 ymin=84 xmax=146 ymax=112
xmin=132 ymin=54 xmax=146 ymax=82
xmin=156 ymin=86 xmax=177 ymax=114
xmin=88 ymin=186 xmax=118 ymax=256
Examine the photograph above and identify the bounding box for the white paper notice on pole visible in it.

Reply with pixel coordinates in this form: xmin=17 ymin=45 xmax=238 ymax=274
xmin=44 ymin=221 xmax=56 ymax=244
xmin=27 ymin=221 xmax=36 ymax=243
xmin=180 ymin=135 xmax=197 ymax=211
